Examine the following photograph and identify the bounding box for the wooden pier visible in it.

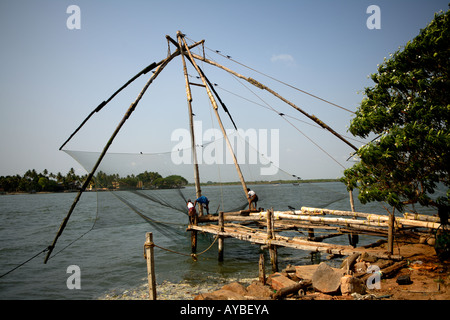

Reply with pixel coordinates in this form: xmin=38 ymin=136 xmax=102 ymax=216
xmin=187 ymin=206 xmax=442 ymax=268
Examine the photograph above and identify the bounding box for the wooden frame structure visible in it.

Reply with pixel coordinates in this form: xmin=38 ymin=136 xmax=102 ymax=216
xmin=188 ymin=206 xmax=443 ymax=269
xmin=46 ymin=31 xmax=441 ymax=268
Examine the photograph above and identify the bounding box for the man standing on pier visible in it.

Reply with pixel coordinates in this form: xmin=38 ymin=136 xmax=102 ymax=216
xmin=194 ymin=195 xmax=210 ymax=215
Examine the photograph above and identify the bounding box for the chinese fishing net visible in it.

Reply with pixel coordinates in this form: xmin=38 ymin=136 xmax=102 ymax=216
xmin=63 ymin=128 xmax=350 ymax=237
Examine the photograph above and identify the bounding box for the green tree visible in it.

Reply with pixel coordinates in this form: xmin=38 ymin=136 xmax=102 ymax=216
xmin=342 ymin=10 xmax=450 ymax=214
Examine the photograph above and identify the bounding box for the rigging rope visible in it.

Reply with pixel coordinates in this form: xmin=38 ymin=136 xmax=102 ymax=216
xmin=229 ymin=74 xmax=347 ymax=169
xmin=185 ymin=36 xmax=355 ymax=114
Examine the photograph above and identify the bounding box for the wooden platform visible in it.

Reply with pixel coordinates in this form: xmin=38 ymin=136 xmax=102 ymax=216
xmin=185 ymin=206 xmax=440 ymax=263
xmin=188 ymin=223 xmax=403 ymax=260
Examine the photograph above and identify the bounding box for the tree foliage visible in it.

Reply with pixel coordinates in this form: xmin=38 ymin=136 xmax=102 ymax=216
xmin=0 ymin=169 xmax=188 ymax=193
xmin=342 ymin=9 xmax=450 ymax=212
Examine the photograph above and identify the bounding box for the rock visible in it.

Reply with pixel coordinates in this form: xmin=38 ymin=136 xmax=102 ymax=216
xmin=194 ymin=289 xmax=246 ymax=300
xmin=354 ymin=261 xmax=368 ymax=274
xmin=360 ymin=252 xmax=378 ymax=263
xmin=270 ymin=272 xmax=297 ymax=291
xmin=340 ymin=275 xmax=366 ymax=295
xmin=312 ymin=262 xmax=344 ymax=294
xmin=419 ymin=235 xmax=428 ymax=244
xmin=295 ymin=265 xmax=320 ymax=281
xmin=222 ymin=282 xmax=248 ymax=296
xmin=396 ymin=274 xmax=413 ymax=285
xmin=246 ymin=282 xmax=274 ymax=299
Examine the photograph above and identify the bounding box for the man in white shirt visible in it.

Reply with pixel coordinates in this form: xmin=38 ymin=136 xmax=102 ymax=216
xmin=247 ymin=188 xmax=258 ymax=210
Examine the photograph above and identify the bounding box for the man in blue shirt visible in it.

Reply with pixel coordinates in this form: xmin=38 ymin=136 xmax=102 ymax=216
xmin=194 ymin=195 xmax=210 ymax=214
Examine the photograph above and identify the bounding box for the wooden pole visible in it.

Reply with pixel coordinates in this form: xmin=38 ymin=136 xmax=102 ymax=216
xmin=189 ymin=224 xmax=403 ymax=260
xmin=177 ymin=31 xmax=203 ymax=216
xmin=191 ymin=213 xmax=198 ymax=254
xmin=259 ymin=253 xmax=266 ymax=285
xmin=267 ymin=209 xmax=278 ymax=272
xmin=387 ymin=212 xmax=395 ymax=254
xmin=189 ymin=52 xmax=358 ymax=151
xmin=301 ymin=207 xmax=442 ymax=229
xmin=348 ymin=189 xmax=359 ymax=247
xmin=218 ymin=211 xmax=224 ymax=262
xmin=179 ymin=34 xmax=249 ymax=201
xmin=44 ymin=52 xmax=176 ymax=264
xmin=144 ymin=232 xmax=157 ymax=300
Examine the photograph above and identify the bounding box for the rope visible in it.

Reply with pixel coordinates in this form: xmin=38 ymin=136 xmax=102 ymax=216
xmin=230 ymin=74 xmax=347 ymax=169
xmin=185 ymin=36 xmax=355 ymax=114
xmin=149 ymin=234 xmax=220 ymax=262
xmin=0 ymin=247 xmax=50 ymax=279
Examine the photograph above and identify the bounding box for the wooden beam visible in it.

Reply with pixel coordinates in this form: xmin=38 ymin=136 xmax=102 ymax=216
xmin=301 ymin=207 xmax=442 ymax=229
xmin=187 ymin=224 xmax=403 ymax=260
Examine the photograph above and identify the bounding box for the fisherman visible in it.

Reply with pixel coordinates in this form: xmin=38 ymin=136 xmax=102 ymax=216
xmin=247 ymin=188 xmax=258 ymax=210
xmin=187 ymin=199 xmax=197 ymax=224
xmin=194 ymin=195 xmax=210 ymax=214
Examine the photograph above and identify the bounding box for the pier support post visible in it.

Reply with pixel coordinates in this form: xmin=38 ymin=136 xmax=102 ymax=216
xmin=218 ymin=211 xmax=224 ymax=262
xmin=348 ymin=189 xmax=359 ymax=247
xmin=191 ymin=214 xmax=198 ymax=254
xmin=388 ymin=212 xmax=395 ymax=254
xmin=259 ymin=253 xmax=266 ymax=285
xmin=144 ymin=232 xmax=157 ymax=300
xmin=267 ymin=209 xmax=278 ymax=272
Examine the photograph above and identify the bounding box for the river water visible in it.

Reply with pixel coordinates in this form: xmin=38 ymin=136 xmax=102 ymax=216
xmin=0 ymin=183 xmax=436 ymax=300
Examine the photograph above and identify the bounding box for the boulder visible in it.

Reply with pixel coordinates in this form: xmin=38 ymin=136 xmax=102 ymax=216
xmin=194 ymin=289 xmax=246 ymax=300
xmin=312 ymin=262 xmax=344 ymax=294
xmin=295 ymin=265 xmax=320 ymax=281
xmin=246 ymin=282 xmax=274 ymax=299
xmin=270 ymin=272 xmax=297 ymax=291
xmin=360 ymin=252 xmax=378 ymax=263
xmin=354 ymin=261 xmax=368 ymax=274
xmin=340 ymin=275 xmax=366 ymax=295
xmin=222 ymin=282 xmax=248 ymax=296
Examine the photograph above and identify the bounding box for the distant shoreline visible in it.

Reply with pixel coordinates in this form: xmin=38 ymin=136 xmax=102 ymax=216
xmin=1 ymin=179 xmax=341 ymax=195
xmin=190 ymin=178 xmax=341 ymax=187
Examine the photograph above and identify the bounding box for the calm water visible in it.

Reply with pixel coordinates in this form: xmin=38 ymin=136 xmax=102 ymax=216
xmin=0 ymin=183 xmax=436 ymax=300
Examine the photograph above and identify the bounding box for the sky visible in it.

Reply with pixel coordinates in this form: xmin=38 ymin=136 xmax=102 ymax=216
xmin=0 ymin=0 xmax=448 ymax=181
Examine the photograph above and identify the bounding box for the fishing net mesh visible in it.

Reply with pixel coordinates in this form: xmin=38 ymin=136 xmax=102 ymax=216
xmin=63 ymin=130 xmax=349 ymax=234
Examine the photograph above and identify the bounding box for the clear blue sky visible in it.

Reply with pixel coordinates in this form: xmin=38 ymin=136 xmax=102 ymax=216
xmin=0 ymin=0 xmax=448 ymax=180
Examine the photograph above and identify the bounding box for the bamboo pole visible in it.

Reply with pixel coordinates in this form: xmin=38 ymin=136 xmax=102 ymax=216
xmin=144 ymin=232 xmax=157 ymax=300
xmin=177 ymin=31 xmax=203 ymax=216
xmin=250 ymin=211 xmax=391 ymax=228
xmin=59 ymin=38 xmax=205 ymax=151
xmin=301 ymin=207 xmax=442 ymax=229
xmin=44 ymin=52 xmax=177 ymax=264
xmin=179 ymin=34 xmax=249 ymax=200
xmin=403 ymin=212 xmax=440 ymax=222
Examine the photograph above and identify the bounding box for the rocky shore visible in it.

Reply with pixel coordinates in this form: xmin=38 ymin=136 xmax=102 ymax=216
xmin=98 ymin=277 xmax=258 ymax=300
xmin=100 ymin=239 xmax=449 ymax=300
